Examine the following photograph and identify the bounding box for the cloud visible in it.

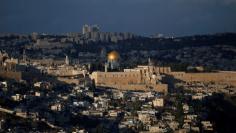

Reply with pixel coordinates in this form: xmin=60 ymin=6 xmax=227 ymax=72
xmin=177 ymin=0 xmax=236 ymax=5
xmin=223 ymin=0 xmax=236 ymax=4
xmin=0 ymin=0 xmax=236 ymax=35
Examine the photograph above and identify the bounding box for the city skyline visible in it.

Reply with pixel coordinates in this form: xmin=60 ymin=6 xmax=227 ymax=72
xmin=1 ymin=0 xmax=236 ymax=36
xmin=1 ymin=0 xmax=236 ymax=132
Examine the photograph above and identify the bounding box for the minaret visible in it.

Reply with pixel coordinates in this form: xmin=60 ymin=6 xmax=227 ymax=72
xmin=65 ymin=55 xmax=69 ymax=65
xmin=23 ymin=49 xmax=27 ymax=63
xmin=105 ymin=63 xmax=108 ymax=72
xmin=100 ymin=47 xmax=107 ymax=59
xmin=148 ymin=57 xmax=155 ymax=66
xmin=148 ymin=57 xmax=151 ymax=66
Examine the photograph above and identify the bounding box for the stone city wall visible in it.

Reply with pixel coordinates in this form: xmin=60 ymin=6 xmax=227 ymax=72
xmin=0 ymin=71 xmax=22 ymax=81
xmin=96 ymin=84 xmax=168 ymax=94
xmin=171 ymin=71 xmax=236 ymax=86
xmin=91 ymin=71 xmax=143 ymax=85
xmin=91 ymin=71 xmax=168 ymax=94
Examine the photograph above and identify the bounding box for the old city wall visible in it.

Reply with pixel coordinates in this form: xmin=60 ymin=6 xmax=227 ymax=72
xmin=97 ymin=84 xmax=168 ymax=94
xmin=91 ymin=71 xmax=143 ymax=85
xmin=0 ymin=71 xmax=22 ymax=81
xmin=171 ymin=71 xmax=236 ymax=86
xmin=57 ymin=77 xmax=80 ymax=85
xmin=91 ymin=71 xmax=168 ymax=94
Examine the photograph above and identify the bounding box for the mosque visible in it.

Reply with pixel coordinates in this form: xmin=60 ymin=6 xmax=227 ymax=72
xmin=90 ymin=51 xmax=236 ymax=94
xmin=105 ymin=51 xmax=120 ymax=72
xmin=91 ymin=51 xmax=170 ymax=94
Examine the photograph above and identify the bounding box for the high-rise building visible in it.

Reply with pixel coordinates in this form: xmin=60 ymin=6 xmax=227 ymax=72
xmin=91 ymin=31 xmax=100 ymax=41
xmin=31 ymin=32 xmax=38 ymax=41
xmin=23 ymin=49 xmax=27 ymax=63
xmin=82 ymin=24 xmax=100 ymax=34
xmin=90 ymin=25 xmax=100 ymax=32
xmin=82 ymin=24 xmax=135 ymax=43
xmin=82 ymin=24 xmax=90 ymax=34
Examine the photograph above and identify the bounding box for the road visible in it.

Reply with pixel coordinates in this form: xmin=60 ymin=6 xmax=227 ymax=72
xmin=0 ymin=107 xmax=60 ymax=129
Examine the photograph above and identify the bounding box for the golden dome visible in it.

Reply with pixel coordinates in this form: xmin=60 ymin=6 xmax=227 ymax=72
xmin=107 ymin=51 xmax=120 ymax=61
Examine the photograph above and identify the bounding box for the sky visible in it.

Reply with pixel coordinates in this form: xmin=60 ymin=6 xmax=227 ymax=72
xmin=1 ymin=0 xmax=236 ymax=36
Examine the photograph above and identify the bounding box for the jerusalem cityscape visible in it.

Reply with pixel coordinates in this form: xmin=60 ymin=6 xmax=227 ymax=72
xmin=1 ymin=0 xmax=236 ymax=133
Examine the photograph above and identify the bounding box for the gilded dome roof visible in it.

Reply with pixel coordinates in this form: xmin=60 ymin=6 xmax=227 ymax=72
xmin=107 ymin=51 xmax=120 ymax=61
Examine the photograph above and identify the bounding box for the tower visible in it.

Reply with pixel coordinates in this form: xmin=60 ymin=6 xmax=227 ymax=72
xmin=105 ymin=63 xmax=108 ymax=72
xmin=65 ymin=55 xmax=69 ymax=65
xmin=82 ymin=24 xmax=90 ymax=34
xmin=23 ymin=49 xmax=27 ymax=63
xmin=91 ymin=25 xmax=100 ymax=32
xmin=148 ymin=57 xmax=154 ymax=66
xmin=100 ymin=47 xmax=107 ymax=60
xmin=31 ymin=32 xmax=38 ymax=41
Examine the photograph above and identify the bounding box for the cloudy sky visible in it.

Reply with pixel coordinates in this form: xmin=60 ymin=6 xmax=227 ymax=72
xmin=1 ymin=0 xmax=236 ymax=36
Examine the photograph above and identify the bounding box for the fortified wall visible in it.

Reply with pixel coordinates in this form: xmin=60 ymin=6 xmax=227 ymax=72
xmin=0 ymin=61 xmax=22 ymax=81
xmin=90 ymin=67 xmax=169 ymax=94
xmin=170 ymin=71 xmax=236 ymax=86
xmin=0 ymin=71 xmax=22 ymax=81
xmin=91 ymin=65 xmax=236 ymax=94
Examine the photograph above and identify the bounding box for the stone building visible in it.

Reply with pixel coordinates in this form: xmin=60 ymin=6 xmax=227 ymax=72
xmin=90 ymin=65 xmax=169 ymax=94
xmin=0 ymin=51 xmax=22 ymax=81
xmin=90 ymin=61 xmax=236 ymax=94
